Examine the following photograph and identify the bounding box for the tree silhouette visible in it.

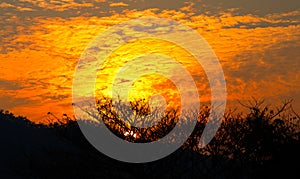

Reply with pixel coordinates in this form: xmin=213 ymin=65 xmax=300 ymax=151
xmin=0 ymin=98 xmax=299 ymax=178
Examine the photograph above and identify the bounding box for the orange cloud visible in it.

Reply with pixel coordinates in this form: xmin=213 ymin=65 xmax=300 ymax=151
xmin=0 ymin=2 xmax=15 ymax=8
xmin=180 ymin=2 xmax=195 ymax=12
xmin=0 ymin=2 xmax=34 ymax=11
xmin=109 ymin=2 xmax=129 ymax=7
xmin=1 ymin=7 xmax=300 ymax=122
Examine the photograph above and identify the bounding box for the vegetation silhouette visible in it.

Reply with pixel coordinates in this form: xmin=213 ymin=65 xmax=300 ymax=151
xmin=0 ymin=98 xmax=299 ymax=178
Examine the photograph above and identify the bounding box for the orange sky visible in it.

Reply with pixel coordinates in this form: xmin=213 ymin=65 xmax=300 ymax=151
xmin=0 ymin=1 xmax=299 ymax=123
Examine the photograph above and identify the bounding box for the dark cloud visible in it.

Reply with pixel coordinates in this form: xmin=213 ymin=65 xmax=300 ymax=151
xmin=0 ymin=79 xmax=23 ymax=90
xmin=223 ymin=21 xmax=300 ymax=29
xmin=201 ymin=0 xmax=300 ymax=15
xmin=0 ymin=95 xmax=35 ymax=109
xmin=226 ymin=39 xmax=300 ymax=85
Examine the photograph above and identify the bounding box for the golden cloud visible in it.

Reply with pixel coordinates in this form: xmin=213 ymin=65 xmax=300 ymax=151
xmin=109 ymin=2 xmax=129 ymax=7
xmin=0 ymin=2 xmax=15 ymax=8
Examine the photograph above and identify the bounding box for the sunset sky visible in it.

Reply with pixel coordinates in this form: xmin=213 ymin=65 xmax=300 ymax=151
xmin=0 ymin=0 xmax=299 ymax=123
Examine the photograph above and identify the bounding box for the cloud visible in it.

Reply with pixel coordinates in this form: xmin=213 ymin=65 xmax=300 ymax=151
xmin=0 ymin=2 xmax=34 ymax=11
xmin=180 ymin=1 xmax=195 ymax=12
xmin=0 ymin=95 xmax=35 ymax=110
xmin=199 ymin=0 xmax=300 ymax=16
xmin=16 ymin=7 xmax=34 ymax=11
xmin=18 ymin=0 xmax=94 ymax=12
xmin=0 ymin=79 xmax=22 ymax=90
xmin=1 ymin=1 xmax=300 ymax=121
xmin=109 ymin=2 xmax=129 ymax=7
xmin=0 ymin=2 xmax=15 ymax=8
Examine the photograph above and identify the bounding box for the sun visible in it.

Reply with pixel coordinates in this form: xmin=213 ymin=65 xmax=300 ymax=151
xmin=94 ymin=38 xmax=210 ymax=109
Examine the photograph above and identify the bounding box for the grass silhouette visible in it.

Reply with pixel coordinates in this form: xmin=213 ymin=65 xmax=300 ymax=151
xmin=0 ymin=98 xmax=299 ymax=178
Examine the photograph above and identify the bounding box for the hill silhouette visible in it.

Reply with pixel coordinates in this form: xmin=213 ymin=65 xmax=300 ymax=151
xmin=0 ymin=99 xmax=299 ymax=178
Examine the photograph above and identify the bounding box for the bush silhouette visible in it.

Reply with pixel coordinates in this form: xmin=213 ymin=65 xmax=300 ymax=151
xmin=0 ymin=98 xmax=299 ymax=178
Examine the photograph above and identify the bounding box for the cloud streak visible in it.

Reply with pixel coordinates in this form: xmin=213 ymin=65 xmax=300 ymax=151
xmin=110 ymin=2 xmax=129 ymax=7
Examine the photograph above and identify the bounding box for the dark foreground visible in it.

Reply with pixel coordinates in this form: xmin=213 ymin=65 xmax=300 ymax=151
xmin=0 ymin=104 xmax=300 ymax=178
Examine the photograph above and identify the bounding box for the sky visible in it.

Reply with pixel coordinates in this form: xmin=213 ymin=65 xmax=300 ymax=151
xmin=0 ymin=0 xmax=299 ymax=123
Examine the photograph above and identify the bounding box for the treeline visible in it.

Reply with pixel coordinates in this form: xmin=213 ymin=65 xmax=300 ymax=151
xmin=0 ymin=98 xmax=299 ymax=178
